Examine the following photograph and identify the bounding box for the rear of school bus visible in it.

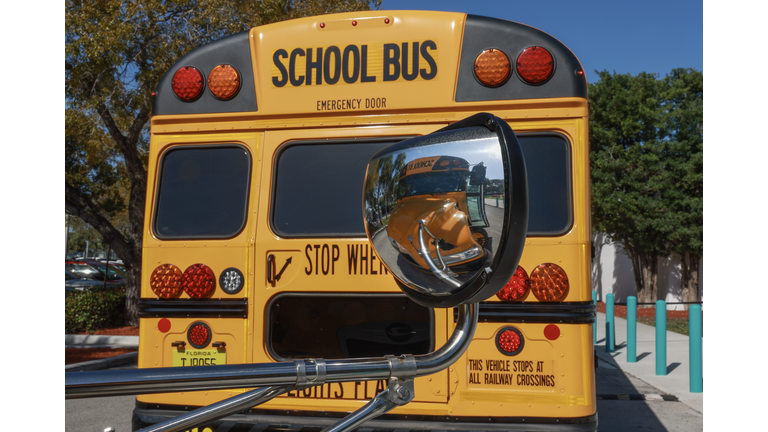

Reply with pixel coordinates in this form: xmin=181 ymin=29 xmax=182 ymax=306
xmin=133 ymin=10 xmax=596 ymax=432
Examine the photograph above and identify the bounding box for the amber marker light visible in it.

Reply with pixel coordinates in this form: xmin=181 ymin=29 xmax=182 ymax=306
xmin=517 ymin=46 xmax=554 ymax=84
xmin=171 ymin=66 xmax=204 ymax=101
xmin=182 ymin=264 xmax=216 ymax=298
xmin=150 ymin=264 xmax=183 ymax=299
xmin=474 ymin=48 xmax=511 ymax=87
xmin=208 ymin=64 xmax=241 ymax=100
xmin=530 ymin=263 xmax=569 ymax=301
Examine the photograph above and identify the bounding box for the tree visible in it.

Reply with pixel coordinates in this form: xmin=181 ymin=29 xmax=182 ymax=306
xmin=589 ymin=71 xmax=673 ymax=303
xmin=662 ymin=69 xmax=703 ymax=307
xmin=65 ymin=0 xmax=381 ymax=325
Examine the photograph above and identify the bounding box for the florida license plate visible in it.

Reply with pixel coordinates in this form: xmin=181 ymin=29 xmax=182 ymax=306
xmin=172 ymin=348 xmax=226 ymax=367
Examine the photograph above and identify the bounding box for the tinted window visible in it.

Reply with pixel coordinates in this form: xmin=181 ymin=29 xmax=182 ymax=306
xmin=268 ymin=295 xmax=432 ymax=359
xmin=272 ymin=141 xmax=395 ymax=237
xmin=518 ymin=134 xmax=572 ymax=235
xmin=154 ymin=146 xmax=250 ymax=239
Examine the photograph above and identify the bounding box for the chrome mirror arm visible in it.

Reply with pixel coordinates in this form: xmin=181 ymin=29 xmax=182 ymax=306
xmin=417 ymin=220 xmax=461 ymax=288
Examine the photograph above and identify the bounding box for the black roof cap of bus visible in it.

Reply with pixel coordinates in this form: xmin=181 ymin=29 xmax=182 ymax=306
xmin=152 ymin=31 xmax=257 ymax=116
xmin=455 ymin=15 xmax=587 ymax=102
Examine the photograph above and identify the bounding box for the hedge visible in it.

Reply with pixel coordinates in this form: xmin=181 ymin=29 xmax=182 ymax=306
xmin=65 ymin=288 xmax=126 ymax=334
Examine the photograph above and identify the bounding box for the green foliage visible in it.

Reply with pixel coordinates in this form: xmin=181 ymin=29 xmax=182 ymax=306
xmin=65 ymin=288 xmax=127 ymax=333
xmin=589 ymin=69 xmax=703 ymax=300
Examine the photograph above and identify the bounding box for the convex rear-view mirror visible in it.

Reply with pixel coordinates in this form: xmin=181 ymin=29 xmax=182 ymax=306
xmin=364 ymin=113 xmax=529 ymax=308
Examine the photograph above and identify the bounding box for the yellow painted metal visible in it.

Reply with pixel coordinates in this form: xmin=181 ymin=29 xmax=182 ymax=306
xmin=137 ymin=9 xmax=594 ymax=424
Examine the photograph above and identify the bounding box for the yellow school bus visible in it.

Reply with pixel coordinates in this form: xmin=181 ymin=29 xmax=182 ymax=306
xmin=134 ymin=10 xmax=596 ymax=431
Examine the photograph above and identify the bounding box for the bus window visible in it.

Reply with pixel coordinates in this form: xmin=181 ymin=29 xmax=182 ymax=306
xmin=153 ymin=145 xmax=251 ymax=239
xmin=271 ymin=140 xmax=396 ymax=237
xmin=519 ymin=134 xmax=573 ymax=235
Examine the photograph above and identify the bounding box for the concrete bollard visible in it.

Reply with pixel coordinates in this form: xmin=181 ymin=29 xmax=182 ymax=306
xmin=592 ymin=291 xmax=597 ymax=345
xmin=605 ymin=293 xmax=614 ymax=352
xmin=656 ymin=300 xmax=667 ymax=376
xmin=627 ymin=296 xmax=637 ymax=362
xmin=689 ymin=304 xmax=703 ymax=392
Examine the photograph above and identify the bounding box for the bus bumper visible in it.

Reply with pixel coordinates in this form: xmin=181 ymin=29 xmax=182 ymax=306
xmin=132 ymin=402 xmax=598 ymax=432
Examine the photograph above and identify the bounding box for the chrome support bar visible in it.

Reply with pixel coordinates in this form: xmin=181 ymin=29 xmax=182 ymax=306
xmin=66 ymin=303 xmax=477 ymax=399
xmin=137 ymin=385 xmax=289 ymax=432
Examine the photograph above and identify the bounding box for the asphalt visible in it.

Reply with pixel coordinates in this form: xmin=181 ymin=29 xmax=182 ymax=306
xmin=65 ymin=312 xmax=703 ymax=414
xmin=594 ymin=311 xmax=703 ymax=413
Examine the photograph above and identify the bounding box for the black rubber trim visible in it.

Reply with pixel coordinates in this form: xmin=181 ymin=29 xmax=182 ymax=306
xmin=138 ymin=298 xmax=248 ymax=318
xmin=455 ymin=301 xmax=596 ymax=324
xmin=456 ymin=15 xmax=588 ymax=102
xmin=153 ymin=31 xmax=257 ymax=115
xmin=134 ymin=401 xmax=598 ymax=432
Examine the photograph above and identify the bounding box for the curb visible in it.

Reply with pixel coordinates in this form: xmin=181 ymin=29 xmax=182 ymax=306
xmin=66 ymin=334 xmax=139 ymax=347
xmin=65 ymin=351 xmax=138 ymax=372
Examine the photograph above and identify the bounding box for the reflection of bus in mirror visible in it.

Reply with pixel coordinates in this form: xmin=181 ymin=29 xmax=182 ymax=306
xmin=387 ymin=155 xmax=489 ymax=273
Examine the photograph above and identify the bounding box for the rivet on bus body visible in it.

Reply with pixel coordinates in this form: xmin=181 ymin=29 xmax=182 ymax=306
xmin=561 ymin=353 xmax=564 ymax=357
xmin=561 ymin=389 xmax=564 ymax=393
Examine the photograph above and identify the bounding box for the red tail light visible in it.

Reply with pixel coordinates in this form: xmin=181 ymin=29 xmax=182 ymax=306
xmin=188 ymin=322 xmax=212 ymax=348
xmin=516 ymin=46 xmax=554 ymax=84
xmin=530 ymin=263 xmax=569 ymax=301
xmin=497 ymin=265 xmax=529 ymax=301
xmin=182 ymin=264 xmax=216 ymax=298
xmin=496 ymin=327 xmax=524 ymax=355
xmin=150 ymin=264 xmax=183 ymax=299
xmin=171 ymin=67 xmax=204 ymax=101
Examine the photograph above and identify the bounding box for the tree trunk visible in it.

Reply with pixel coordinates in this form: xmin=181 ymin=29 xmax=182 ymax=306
xmin=630 ymin=250 xmax=658 ymax=304
xmin=680 ymin=252 xmax=700 ymax=310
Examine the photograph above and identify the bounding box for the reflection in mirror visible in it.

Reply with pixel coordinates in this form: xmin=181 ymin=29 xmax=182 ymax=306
xmin=365 ymin=122 xmax=518 ymax=306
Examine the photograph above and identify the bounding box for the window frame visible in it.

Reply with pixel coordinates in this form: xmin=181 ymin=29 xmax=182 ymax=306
xmin=152 ymin=143 xmax=253 ymax=240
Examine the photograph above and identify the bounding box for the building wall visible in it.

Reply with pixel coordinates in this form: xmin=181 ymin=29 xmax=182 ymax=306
xmin=591 ymin=233 xmax=703 ymax=310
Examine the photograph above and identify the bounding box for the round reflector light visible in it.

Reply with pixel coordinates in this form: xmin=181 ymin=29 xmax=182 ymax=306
xmin=219 ymin=267 xmax=244 ymax=295
xmin=187 ymin=322 xmax=212 ymax=348
xmin=207 ymin=64 xmax=241 ymax=100
xmin=150 ymin=264 xmax=183 ymax=298
xmin=496 ymin=265 xmax=529 ymax=301
xmin=530 ymin=263 xmax=569 ymax=301
xmin=544 ymin=324 xmax=561 ymax=341
xmin=474 ymin=49 xmax=511 ymax=87
xmin=172 ymin=67 xmax=204 ymax=101
xmin=516 ymin=46 xmax=554 ymax=84
xmin=496 ymin=327 xmax=524 ymax=356
xmin=182 ymin=264 xmax=216 ymax=298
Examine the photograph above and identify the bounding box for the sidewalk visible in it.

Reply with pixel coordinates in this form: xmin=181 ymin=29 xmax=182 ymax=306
xmin=594 ymin=311 xmax=703 ymax=413
xmin=65 ymin=335 xmax=139 ymax=372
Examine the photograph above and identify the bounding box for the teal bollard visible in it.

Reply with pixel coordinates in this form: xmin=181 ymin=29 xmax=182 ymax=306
xmin=605 ymin=293 xmax=614 ymax=352
xmin=495 ymin=196 xmax=499 ymax=207
xmin=627 ymin=296 xmax=637 ymax=362
xmin=689 ymin=304 xmax=703 ymax=392
xmin=592 ymin=291 xmax=597 ymax=345
xmin=656 ymin=300 xmax=667 ymax=376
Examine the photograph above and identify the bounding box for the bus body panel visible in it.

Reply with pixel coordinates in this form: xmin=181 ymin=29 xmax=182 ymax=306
xmin=137 ymin=10 xmax=595 ymax=431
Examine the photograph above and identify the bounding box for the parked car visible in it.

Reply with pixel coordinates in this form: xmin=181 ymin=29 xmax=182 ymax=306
xmin=80 ymin=259 xmax=127 ymax=279
xmin=65 ymin=261 xmax=126 ymax=288
xmin=65 ymin=270 xmax=109 ymax=292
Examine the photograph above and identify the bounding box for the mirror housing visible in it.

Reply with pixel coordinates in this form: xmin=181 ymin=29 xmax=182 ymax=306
xmin=364 ymin=113 xmax=528 ymax=308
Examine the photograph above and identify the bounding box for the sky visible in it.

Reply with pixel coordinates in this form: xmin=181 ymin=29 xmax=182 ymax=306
xmin=381 ymin=0 xmax=703 ymax=85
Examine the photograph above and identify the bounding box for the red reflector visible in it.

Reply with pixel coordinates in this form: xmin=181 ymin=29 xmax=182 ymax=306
xmin=158 ymin=318 xmax=171 ymax=333
xmin=496 ymin=327 xmax=524 ymax=356
xmin=516 ymin=46 xmax=554 ymax=84
xmin=544 ymin=324 xmax=560 ymax=340
xmin=150 ymin=264 xmax=183 ymax=299
xmin=187 ymin=322 xmax=212 ymax=348
xmin=182 ymin=264 xmax=216 ymax=298
xmin=171 ymin=67 xmax=204 ymax=101
xmin=497 ymin=265 xmax=529 ymax=301
xmin=530 ymin=263 xmax=569 ymax=301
